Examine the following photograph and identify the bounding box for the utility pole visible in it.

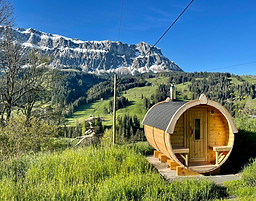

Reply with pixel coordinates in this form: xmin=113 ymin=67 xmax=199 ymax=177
xmin=113 ymin=74 xmax=117 ymax=145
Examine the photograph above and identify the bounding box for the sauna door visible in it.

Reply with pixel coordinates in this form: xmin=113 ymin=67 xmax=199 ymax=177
xmin=187 ymin=109 xmax=207 ymax=162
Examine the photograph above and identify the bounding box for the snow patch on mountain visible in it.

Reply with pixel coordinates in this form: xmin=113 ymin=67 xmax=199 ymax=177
xmin=0 ymin=26 xmax=183 ymax=74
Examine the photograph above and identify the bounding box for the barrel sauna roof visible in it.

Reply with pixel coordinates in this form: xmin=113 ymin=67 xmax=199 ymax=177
xmin=142 ymin=94 xmax=238 ymax=134
xmin=142 ymin=100 xmax=186 ymax=131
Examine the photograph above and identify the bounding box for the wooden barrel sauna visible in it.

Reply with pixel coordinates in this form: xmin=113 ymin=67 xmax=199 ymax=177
xmin=142 ymin=94 xmax=238 ymax=174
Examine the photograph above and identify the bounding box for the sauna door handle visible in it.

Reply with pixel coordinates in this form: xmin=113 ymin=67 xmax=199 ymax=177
xmin=190 ymin=127 xmax=194 ymax=136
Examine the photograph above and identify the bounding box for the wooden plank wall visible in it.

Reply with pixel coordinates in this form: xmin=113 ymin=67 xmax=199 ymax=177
xmin=170 ymin=114 xmax=184 ymax=147
xmin=144 ymin=125 xmax=158 ymax=150
xmin=154 ymin=127 xmax=170 ymax=158
xmin=144 ymin=124 xmax=178 ymax=160
xmin=207 ymin=108 xmax=229 ymax=163
xmin=164 ymin=131 xmax=176 ymax=161
xmin=208 ymin=108 xmax=228 ymax=147
xmin=228 ymin=128 xmax=234 ymax=146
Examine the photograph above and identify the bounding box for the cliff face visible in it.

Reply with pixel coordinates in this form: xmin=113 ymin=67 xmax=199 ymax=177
xmin=0 ymin=26 xmax=183 ymax=74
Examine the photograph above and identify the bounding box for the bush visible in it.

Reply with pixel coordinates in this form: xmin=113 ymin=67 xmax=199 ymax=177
xmin=0 ymin=116 xmax=58 ymax=159
xmin=131 ymin=141 xmax=154 ymax=156
xmin=234 ymin=116 xmax=256 ymax=132
xmin=100 ymin=128 xmax=113 ymax=147
xmin=242 ymin=159 xmax=256 ymax=187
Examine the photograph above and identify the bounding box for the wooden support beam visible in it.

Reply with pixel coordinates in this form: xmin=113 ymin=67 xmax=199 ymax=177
xmin=170 ymin=161 xmax=180 ymax=170
xmin=167 ymin=159 xmax=174 ymax=167
xmin=215 ymin=151 xmax=219 ymax=165
xmin=154 ymin=150 xmax=160 ymax=158
xmin=176 ymin=166 xmax=201 ymax=176
xmin=158 ymin=154 xmax=169 ymax=163
xmin=173 ymin=147 xmax=189 ymax=167
xmin=209 ymin=146 xmax=231 ymax=165
xmin=179 ymin=153 xmax=189 ymax=166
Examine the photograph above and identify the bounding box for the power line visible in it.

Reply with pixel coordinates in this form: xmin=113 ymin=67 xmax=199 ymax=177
xmin=132 ymin=0 xmax=194 ymax=70
xmin=182 ymin=61 xmax=256 ymax=73
xmin=207 ymin=61 xmax=256 ymax=72
xmin=118 ymin=0 xmax=124 ymax=41
xmin=145 ymin=0 xmax=194 ymax=56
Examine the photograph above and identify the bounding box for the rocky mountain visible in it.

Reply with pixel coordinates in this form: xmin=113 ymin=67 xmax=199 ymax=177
xmin=0 ymin=26 xmax=183 ymax=74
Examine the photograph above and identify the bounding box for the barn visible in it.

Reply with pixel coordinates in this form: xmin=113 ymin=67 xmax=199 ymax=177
xmin=142 ymin=87 xmax=238 ymax=175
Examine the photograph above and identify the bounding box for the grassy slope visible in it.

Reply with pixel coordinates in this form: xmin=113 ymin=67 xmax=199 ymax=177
xmin=0 ymin=145 xmax=227 ymax=200
xmin=229 ymin=77 xmax=243 ymax=85
xmin=65 ymin=86 xmax=156 ymax=126
xmin=242 ymin=75 xmax=256 ymax=84
xmin=66 ymin=77 xmax=164 ymax=126
xmin=66 ymin=98 xmax=112 ymax=126
xmin=66 ymin=75 xmax=256 ymax=127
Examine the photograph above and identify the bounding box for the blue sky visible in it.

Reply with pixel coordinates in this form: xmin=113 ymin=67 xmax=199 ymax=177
xmin=11 ymin=0 xmax=256 ymax=75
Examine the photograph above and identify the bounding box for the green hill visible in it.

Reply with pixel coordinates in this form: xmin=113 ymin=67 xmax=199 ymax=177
xmin=66 ymin=78 xmax=159 ymax=126
xmin=66 ymin=73 xmax=256 ymax=128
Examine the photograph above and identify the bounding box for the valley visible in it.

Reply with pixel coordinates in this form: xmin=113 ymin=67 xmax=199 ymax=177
xmin=65 ymin=73 xmax=256 ymax=132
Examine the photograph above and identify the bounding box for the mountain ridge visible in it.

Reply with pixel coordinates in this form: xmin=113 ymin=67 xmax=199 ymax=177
xmin=0 ymin=26 xmax=183 ymax=74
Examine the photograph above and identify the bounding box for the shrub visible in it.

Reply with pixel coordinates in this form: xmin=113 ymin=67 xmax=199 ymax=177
xmin=100 ymin=128 xmax=113 ymax=147
xmin=242 ymin=159 xmax=256 ymax=187
xmin=234 ymin=116 xmax=256 ymax=132
xmin=0 ymin=116 xmax=58 ymax=159
xmin=131 ymin=141 xmax=154 ymax=156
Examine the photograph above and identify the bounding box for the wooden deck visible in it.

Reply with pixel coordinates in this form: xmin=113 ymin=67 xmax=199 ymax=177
xmin=146 ymin=155 xmax=241 ymax=184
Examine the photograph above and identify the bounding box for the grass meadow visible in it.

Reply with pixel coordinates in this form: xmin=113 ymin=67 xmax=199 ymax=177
xmin=66 ymin=78 xmax=161 ymax=126
xmin=66 ymin=77 xmax=193 ymax=127
xmin=0 ymin=145 xmax=227 ymax=201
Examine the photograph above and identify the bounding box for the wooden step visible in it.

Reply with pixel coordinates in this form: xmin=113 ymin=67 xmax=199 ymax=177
xmin=154 ymin=150 xmax=160 ymax=158
xmin=158 ymin=153 xmax=169 ymax=163
xmin=176 ymin=166 xmax=202 ymax=176
xmin=168 ymin=160 xmax=180 ymax=170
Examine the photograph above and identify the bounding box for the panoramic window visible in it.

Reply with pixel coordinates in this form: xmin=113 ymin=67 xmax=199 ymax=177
xmin=195 ymin=119 xmax=200 ymax=140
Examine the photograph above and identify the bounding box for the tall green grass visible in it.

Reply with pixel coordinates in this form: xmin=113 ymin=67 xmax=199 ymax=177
xmin=0 ymin=146 xmax=227 ymax=200
xmin=225 ymin=159 xmax=256 ymax=200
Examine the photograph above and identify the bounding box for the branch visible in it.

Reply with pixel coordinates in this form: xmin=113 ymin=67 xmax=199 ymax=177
xmin=74 ymin=133 xmax=95 ymax=147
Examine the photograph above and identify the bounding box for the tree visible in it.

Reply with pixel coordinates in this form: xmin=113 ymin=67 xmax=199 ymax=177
xmin=0 ymin=0 xmax=14 ymax=26
xmin=17 ymin=50 xmax=53 ymax=124
xmin=0 ymin=28 xmax=22 ymax=124
xmin=0 ymin=37 xmax=53 ymax=126
xmin=0 ymin=1 xmax=15 ymax=125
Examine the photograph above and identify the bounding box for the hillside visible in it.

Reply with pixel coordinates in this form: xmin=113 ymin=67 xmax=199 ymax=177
xmin=66 ymin=76 xmax=170 ymax=126
xmin=66 ymin=73 xmax=256 ymax=128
